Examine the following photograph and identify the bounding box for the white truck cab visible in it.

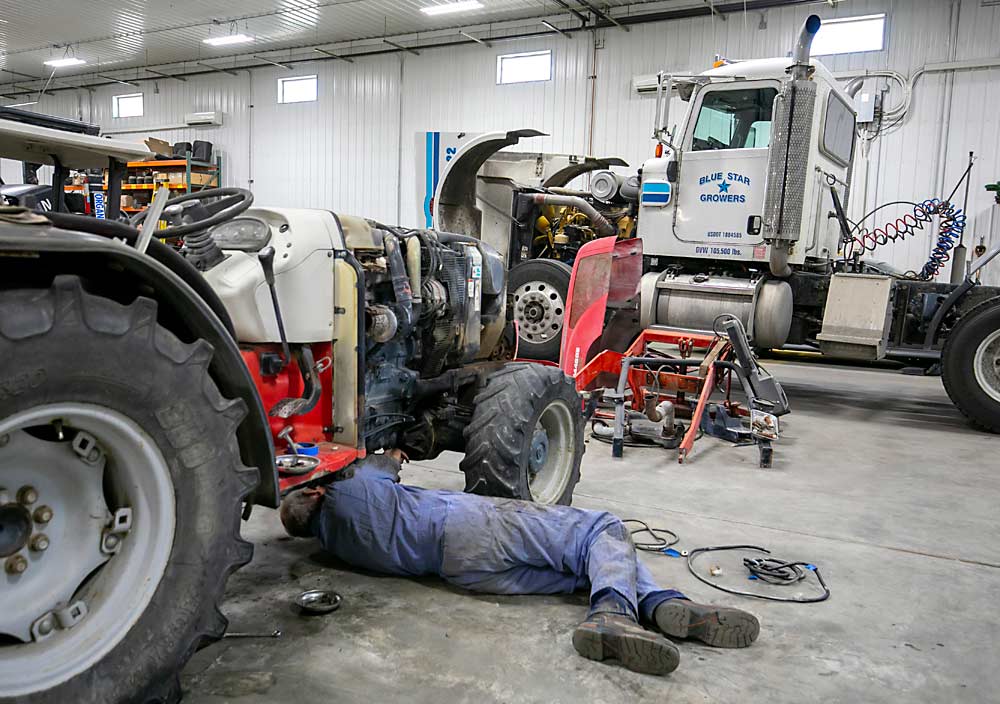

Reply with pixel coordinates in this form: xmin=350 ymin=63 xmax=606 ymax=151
xmin=639 ymin=54 xmax=855 ymax=269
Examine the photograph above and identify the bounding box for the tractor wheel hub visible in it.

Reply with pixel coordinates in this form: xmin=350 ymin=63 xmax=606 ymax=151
xmin=0 ymin=503 xmax=33 ymax=558
xmin=529 ymin=429 xmax=550 ymax=475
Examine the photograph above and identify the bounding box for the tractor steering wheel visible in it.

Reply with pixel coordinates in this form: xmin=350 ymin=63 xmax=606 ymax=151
xmin=129 ymin=187 xmax=254 ymax=238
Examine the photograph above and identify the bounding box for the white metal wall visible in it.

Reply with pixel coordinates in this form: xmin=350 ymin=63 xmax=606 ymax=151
xmin=7 ymin=0 xmax=1000 ymax=283
xmin=250 ymin=55 xmax=401 ymax=223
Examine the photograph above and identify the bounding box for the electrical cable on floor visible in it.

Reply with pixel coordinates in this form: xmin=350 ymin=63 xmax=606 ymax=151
xmin=686 ymin=545 xmax=830 ymax=603
xmin=622 ymin=519 xmax=678 ymax=552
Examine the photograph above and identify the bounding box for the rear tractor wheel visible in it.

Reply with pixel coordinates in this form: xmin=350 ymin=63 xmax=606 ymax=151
xmin=0 ymin=277 xmax=258 ymax=704
xmin=461 ymin=363 xmax=584 ymax=505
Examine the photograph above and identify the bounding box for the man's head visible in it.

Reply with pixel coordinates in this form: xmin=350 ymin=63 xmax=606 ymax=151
xmin=279 ymin=487 xmax=325 ymax=538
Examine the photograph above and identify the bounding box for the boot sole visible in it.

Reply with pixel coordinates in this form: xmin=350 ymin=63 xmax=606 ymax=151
xmin=572 ymin=622 xmax=680 ymax=675
xmin=654 ymin=602 xmax=760 ymax=648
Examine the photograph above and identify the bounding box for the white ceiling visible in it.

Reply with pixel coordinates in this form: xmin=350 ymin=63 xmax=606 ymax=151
xmin=0 ymin=0 xmax=686 ymax=96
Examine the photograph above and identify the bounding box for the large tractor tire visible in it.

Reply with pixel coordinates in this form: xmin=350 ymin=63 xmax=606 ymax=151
xmin=509 ymin=259 xmax=573 ymax=362
xmin=0 ymin=277 xmax=258 ymax=704
xmin=942 ymin=298 xmax=1000 ymax=433
xmin=461 ymin=363 xmax=584 ymax=505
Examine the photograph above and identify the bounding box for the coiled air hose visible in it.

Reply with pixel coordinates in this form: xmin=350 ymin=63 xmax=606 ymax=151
xmin=843 ymin=198 xmax=967 ymax=280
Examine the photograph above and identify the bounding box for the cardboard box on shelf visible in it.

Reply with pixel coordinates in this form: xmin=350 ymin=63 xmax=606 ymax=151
xmin=144 ymin=138 xmax=172 ymax=157
xmin=189 ymin=172 xmax=216 ymax=186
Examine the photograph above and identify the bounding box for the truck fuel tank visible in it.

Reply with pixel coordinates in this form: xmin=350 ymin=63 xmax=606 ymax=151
xmin=639 ymin=272 xmax=793 ymax=349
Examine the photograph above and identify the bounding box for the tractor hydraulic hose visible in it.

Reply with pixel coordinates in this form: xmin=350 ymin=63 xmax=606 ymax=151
xmin=383 ymin=234 xmax=414 ymax=333
xmin=404 ymin=235 xmax=422 ymax=309
xmin=523 ymin=193 xmax=616 ymax=237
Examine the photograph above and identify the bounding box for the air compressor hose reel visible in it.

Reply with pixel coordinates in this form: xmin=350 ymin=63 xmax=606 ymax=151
xmin=843 ymin=198 xmax=967 ymax=280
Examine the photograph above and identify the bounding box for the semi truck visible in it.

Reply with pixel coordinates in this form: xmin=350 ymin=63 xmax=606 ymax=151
xmin=436 ymin=14 xmax=1000 ymax=433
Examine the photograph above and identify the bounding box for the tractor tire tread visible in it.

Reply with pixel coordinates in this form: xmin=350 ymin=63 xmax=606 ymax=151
xmin=460 ymin=363 xmax=583 ymax=504
xmin=0 ymin=277 xmax=257 ymax=704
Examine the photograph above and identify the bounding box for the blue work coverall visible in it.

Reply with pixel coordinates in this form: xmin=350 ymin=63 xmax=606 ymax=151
xmin=310 ymin=456 xmax=686 ymax=621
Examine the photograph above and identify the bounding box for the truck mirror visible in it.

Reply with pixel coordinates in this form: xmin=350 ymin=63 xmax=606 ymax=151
xmin=666 ymin=160 xmax=679 ymax=183
xmin=747 ymin=215 xmax=763 ymax=236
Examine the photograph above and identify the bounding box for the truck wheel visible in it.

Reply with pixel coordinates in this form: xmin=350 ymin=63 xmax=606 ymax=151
xmin=0 ymin=277 xmax=258 ymax=703
xmin=461 ymin=363 xmax=584 ymax=505
xmin=942 ymin=298 xmax=1000 ymax=433
xmin=509 ymin=259 xmax=572 ymax=362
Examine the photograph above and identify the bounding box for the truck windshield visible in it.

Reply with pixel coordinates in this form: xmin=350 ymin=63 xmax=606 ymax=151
xmin=692 ymin=87 xmax=777 ymax=151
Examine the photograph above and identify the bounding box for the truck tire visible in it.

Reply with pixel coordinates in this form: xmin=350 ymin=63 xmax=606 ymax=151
xmin=509 ymin=259 xmax=572 ymax=362
xmin=942 ymin=298 xmax=1000 ymax=433
xmin=461 ymin=363 xmax=584 ymax=505
xmin=0 ymin=277 xmax=258 ymax=704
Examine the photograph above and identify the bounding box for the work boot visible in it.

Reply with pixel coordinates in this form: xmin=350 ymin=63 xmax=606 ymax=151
xmin=653 ymin=599 xmax=759 ymax=648
xmin=572 ymin=613 xmax=680 ymax=676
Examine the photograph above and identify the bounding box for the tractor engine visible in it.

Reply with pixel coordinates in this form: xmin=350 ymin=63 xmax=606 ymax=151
xmin=352 ymin=223 xmax=511 ymax=453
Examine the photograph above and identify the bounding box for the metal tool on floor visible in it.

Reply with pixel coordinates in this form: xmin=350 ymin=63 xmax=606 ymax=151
xmin=223 ymin=629 xmax=282 ymax=639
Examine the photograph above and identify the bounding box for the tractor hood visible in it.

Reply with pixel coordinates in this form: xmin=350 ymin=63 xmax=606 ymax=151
xmin=432 ymin=128 xmax=627 ymax=237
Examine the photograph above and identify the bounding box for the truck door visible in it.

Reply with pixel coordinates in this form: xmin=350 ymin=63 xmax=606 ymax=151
xmin=671 ymin=82 xmax=778 ymax=259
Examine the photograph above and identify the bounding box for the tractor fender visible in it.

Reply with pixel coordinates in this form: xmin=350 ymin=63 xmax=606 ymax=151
xmin=0 ymin=218 xmax=279 ymax=508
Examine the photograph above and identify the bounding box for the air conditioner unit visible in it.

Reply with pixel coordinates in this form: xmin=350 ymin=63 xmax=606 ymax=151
xmin=632 ymin=74 xmax=661 ymax=95
xmin=184 ymin=111 xmax=223 ymax=126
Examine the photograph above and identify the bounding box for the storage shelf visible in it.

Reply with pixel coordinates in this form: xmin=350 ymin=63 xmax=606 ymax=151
xmin=122 ymin=183 xmax=214 ymax=190
xmin=126 ymin=159 xmax=217 ymax=169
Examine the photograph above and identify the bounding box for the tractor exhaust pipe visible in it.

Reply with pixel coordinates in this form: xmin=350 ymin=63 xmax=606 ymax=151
xmin=524 ymin=193 xmax=616 ymax=237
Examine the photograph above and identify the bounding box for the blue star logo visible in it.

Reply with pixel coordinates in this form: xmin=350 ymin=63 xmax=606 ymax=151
xmin=718 ymin=180 xmax=731 ymax=193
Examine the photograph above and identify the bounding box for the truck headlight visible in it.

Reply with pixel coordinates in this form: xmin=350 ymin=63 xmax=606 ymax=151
xmin=210 ymin=217 xmax=272 ymax=252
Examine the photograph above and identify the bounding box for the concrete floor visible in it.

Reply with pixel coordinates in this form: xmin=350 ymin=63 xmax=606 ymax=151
xmin=182 ymin=360 xmax=1000 ymax=703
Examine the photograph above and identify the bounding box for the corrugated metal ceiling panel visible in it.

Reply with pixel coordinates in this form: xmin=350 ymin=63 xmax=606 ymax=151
xmin=0 ymin=0 xmax=685 ymax=93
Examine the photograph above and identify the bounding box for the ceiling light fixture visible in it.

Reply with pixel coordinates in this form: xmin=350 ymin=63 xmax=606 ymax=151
xmin=43 ymin=57 xmax=86 ymax=67
xmin=6 ymin=101 xmax=39 ymax=107
xmin=203 ymin=33 xmax=253 ymax=46
xmin=421 ymin=1 xmax=483 ymax=16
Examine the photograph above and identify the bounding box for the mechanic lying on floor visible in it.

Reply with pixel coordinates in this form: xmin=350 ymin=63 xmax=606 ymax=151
xmin=280 ymin=451 xmax=759 ymax=676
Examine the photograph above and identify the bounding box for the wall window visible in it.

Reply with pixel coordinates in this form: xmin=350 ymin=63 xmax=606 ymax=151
xmin=692 ymin=88 xmax=777 ymax=151
xmin=112 ymin=93 xmax=143 ymax=118
xmin=278 ymin=75 xmax=318 ymax=104
xmin=811 ymin=14 xmax=886 ymax=56
xmin=496 ymin=50 xmax=552 ymax=85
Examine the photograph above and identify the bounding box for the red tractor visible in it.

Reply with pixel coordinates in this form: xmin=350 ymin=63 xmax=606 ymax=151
xmin=1 ymin=115 xmax=584 ymax=703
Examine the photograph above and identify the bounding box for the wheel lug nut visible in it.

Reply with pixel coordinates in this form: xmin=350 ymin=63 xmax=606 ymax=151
xmin=37 ymin=616 xmax=55 ymax=636
xmin=103 ymin=534 xmax=120 ymax=551
xmin=5 ymin=554 xmax=28 ymax=575
xmin=17 ymin=486 xmax=38 ymax=505
xmin=30 ymin=534 xmax=49 ymax=552
xmin=33 ymin=505 xmax=53 ymax=524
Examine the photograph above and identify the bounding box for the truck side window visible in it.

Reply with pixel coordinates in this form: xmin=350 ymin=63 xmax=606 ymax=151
xmin=821 ymin=94 xmax=856 ymax=166
xmin=692 ymin=88 xmax=778 ymax=151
